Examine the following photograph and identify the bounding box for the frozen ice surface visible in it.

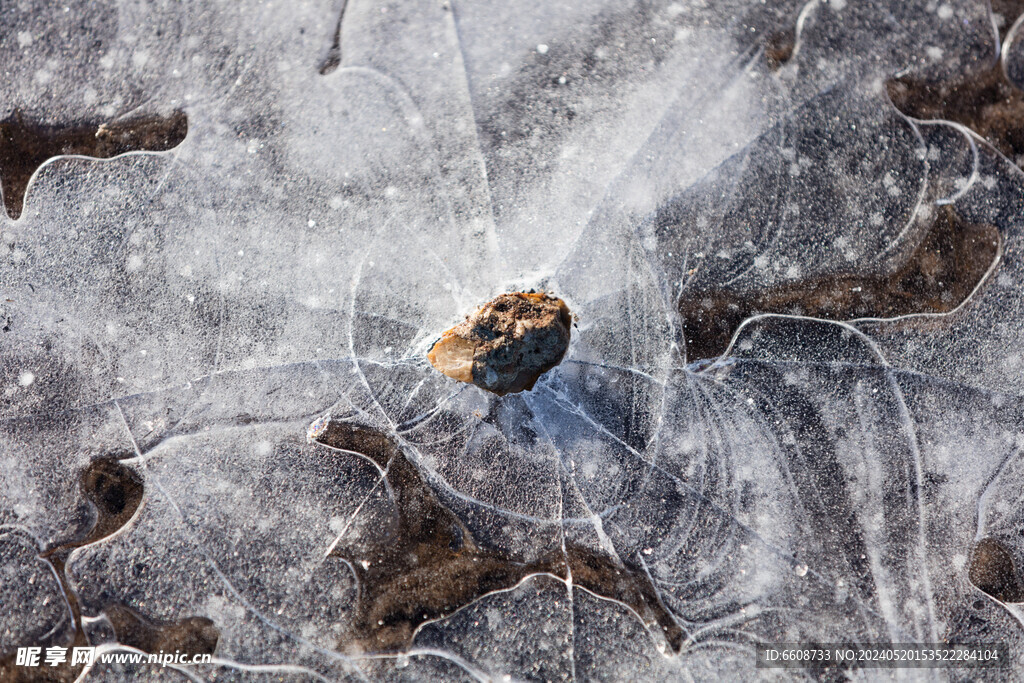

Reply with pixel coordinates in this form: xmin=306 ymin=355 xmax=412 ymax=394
xmin=4 ymin=0 xmax=1024 ymax=679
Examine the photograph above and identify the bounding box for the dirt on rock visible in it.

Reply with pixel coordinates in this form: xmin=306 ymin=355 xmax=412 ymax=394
xmin=427 ymin=292 xmax=572 ymax=396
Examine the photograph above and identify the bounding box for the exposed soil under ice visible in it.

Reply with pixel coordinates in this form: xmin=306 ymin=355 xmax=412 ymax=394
xmin=0 ymin=111 xmax=187 ymax=220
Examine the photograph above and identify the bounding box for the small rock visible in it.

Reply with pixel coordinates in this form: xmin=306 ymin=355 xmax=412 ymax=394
xmin=428 ymin=292 xmax=572 ymax=396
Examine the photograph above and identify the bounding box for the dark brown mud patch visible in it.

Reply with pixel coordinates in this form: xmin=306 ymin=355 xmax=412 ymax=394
xmin=970 ymin=537 xmax=1024 ymax=603
xmin=764 ymin=28 xmax=795 ymax=70
xmin=0 ymin=456 xmax=218 ymax=681
xmin=79 ymin=458 xmax=144 ymax=545
xmin=680 ymin=206 xmax=999 ymax=360
xmin=309 ymin=419 xmax=683 ymax=654
xmin=0 ymin=110 xmax=188 ymax=220
xmin=887 ymin=0 xmax=1024 ymax=167
xmin=103 ymin=604 xmax=219 ymax=658
xmin=887 ymin=65 xmax=1024 ymax=165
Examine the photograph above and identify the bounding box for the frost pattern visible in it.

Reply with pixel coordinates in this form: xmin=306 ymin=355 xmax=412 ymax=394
xmin=3 ymin=0 xmax=1024 ymax=680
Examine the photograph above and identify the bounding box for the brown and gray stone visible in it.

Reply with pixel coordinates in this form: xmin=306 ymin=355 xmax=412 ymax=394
xmin=427 ymin=292 xmax=572 ymax=396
